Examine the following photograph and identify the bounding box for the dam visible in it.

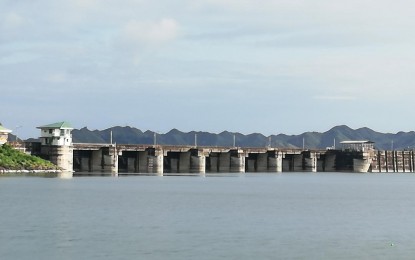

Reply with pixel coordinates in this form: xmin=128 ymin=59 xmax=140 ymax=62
xmin=26 ymin=122 xmax=415 ymax=175
xmin=28 ymin=142 xmax=415 ymax=176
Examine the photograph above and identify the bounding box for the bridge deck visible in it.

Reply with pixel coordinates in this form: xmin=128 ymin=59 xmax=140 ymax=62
xmin=73 ymin=143 xmax=325 ymax=153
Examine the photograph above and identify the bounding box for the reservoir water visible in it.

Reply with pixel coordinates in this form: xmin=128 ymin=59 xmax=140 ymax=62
xmin=1 ymin=172 xmax=415 ymax=259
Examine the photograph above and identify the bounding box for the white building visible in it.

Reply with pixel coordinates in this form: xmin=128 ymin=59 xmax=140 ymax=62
xmin=0 ymin=124 xmax=12 ymax=145
xmin=37 ymin=121 xmax=73 ymax=146
xmin=340 ymin=140 xmax=374 ymax=152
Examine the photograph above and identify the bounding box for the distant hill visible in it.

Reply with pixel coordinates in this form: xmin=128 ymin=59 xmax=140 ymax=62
xmin=71 ymin=125 xmax=415 ymax=150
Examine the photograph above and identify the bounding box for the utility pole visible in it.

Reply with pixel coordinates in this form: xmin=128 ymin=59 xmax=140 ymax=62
xmin=154 ymin=132 xmax=157 ymax=146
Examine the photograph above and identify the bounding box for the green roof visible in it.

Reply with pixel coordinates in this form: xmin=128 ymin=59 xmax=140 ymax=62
xmin=37 ymin=121 xmax=73 ymax=129
xmin=0 ymin=125 xmax=12 ymax=133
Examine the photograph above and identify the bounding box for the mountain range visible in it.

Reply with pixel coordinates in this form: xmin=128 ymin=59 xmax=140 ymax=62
xmin=70 ymin=125 xmax=415 ymax=150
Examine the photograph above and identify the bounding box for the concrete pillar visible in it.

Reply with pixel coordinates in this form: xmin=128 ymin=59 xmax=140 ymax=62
xmin=407 ymin=151 xmax=411 ymax=172
xmin=392 ymin=151 xmax=397 ymax=172
xmin=155 ymin=153 xmax=164 ymax=175
xmin=61 ymin=146 xmax=74 ymax=173
xmin=147 ymin=149 xmax=163 ymax=176
xmin=404 ymin=151 xmax=408 ymax=172
xmin=352 ymin=158 xmax=371 ymax=173
xmin=268 ymin=152 xmax=282 ymax=172
xmin=100 ymin=146 xmax=118 ymax=175
xmin=179 ymin=152 xmax=191 ymax=173
xmin=191 ymin=154 xmax=206 ymax=174
xmin=41 ymin=145 xmax=74 ymax=172
xmin=303 ymin=156 xmax=316 ymax=172
xmin=230 ymin=153 xmax=245 ymax=173
xmin=219 ymin=152 xmax=231 ymax=172
xmin=109 ymin=146 xmax=118 ymax=176
xmin=256 ymin=153 xmax=268 ymax=172
xmin=303 ymin=152 xmax=317 ymax=172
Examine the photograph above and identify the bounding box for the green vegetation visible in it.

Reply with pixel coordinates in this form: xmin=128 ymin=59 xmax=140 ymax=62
xmin=0 ymin=144 xmax=57 ymax=171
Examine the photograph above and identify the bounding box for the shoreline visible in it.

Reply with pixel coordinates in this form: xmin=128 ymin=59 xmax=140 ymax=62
xmin=0 ymin=170 xmax=73 ymax=178
xmin=0 ymin=169 xmax=62 ymax=174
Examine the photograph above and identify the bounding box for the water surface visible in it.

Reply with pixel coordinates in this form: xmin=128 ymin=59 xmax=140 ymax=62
xmin=1 ymin=173 xmax=415 ymax=259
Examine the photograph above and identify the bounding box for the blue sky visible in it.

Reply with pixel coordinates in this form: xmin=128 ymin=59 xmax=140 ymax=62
xmin=2 ymin=0 xmax=415 ymax=138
